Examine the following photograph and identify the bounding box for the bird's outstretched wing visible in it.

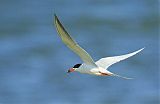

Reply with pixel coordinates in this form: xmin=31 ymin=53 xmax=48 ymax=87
xmin=96 ymin=48 xmax=144 ymax=69
xmin=54 ymin=14 xmax=97 ymax=66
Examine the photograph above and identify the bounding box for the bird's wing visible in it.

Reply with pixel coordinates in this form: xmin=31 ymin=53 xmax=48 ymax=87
xmin=54 ymin=14 xmax=97 ymax=66
xmin=96 ymin=48 xmax=144 ymax=69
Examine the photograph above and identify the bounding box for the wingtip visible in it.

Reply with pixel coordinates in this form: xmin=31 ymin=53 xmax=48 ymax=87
xmin=138 ymin=47 xmax=145 ymax=53
xmin=126 ymin=47 xmax=145 ymax=57
xmin=54 ymin=13 xmax=58 ymax=21
xmin=54 ymin=13 xmax=60 ymax=27
xmin=54 ymin=13 xmax=57 ymax=19
xmin=141 ymin=47 xmax=145 ymax=50
xmin=54 ymin=14 xmax=61 ymax=25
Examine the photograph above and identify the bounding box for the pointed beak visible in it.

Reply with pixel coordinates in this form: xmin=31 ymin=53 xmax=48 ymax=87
xmin=67 ymin=70 xmax=71 ymax=73
xmin=67 ymin=68 xmax=74 ymax=73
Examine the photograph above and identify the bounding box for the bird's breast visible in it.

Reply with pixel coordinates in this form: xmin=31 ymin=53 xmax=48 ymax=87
xmin=76 ymin=64 xmax=97 ymax=74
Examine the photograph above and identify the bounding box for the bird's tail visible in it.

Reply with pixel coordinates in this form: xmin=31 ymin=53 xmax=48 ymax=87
xmin=111 ymin=73 xmax=133 ymax=79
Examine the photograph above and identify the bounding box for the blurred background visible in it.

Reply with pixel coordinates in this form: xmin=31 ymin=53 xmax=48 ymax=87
xmin=0 ymin=0 xmax=159 ymax=104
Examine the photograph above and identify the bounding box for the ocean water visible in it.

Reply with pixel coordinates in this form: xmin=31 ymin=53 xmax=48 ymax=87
xmin=0 ymin=0 xmax=159 ymax=104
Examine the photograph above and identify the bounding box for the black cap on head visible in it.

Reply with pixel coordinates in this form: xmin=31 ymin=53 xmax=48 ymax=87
xmin=73 ymin=64 xmax=82 ymax=68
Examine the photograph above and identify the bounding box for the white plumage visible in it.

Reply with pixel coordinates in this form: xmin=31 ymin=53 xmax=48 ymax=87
xmin=54 ymin=14 xmax=144 ymax=79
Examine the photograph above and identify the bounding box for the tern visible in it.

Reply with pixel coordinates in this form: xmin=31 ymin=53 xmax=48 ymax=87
xmin=54 ymin=14 xmax=144 ymax=79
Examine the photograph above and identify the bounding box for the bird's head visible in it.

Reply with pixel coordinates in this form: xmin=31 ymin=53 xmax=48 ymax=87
xmin=67 ymin=64 xmax=82 ymax=73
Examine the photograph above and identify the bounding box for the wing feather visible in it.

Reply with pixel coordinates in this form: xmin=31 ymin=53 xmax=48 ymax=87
xmin=54 ymin=14 xmax=96 ymax=66
xmin=96 ymin=48 xmax=144 ymax=69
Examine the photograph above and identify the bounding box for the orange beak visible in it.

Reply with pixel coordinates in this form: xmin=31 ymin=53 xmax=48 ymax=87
xmin=67 ymin=68 xmax=75 ymax=73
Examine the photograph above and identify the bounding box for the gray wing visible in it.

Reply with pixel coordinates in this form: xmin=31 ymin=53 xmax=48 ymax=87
xmin=54 ymin=14 xmax=96 ymax=66
xmin=96 ymin=48 xmax=144 ymax=69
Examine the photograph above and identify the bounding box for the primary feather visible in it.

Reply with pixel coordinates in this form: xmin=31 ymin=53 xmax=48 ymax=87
xmin=96 ymin=48 xmax=144 ymax=69
xmin=54 ymin=14 xmax=97 ymax=66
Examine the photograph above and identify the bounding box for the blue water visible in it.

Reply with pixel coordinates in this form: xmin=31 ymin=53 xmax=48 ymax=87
xmin=0 ymin=0 xmax=159 ymax=104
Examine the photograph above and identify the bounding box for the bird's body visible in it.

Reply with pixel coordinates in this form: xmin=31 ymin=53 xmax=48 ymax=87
xmin=77 ymin=64 xmax=113 ymax=76
xmin=54 ymin=14 xmax=144 ymax=79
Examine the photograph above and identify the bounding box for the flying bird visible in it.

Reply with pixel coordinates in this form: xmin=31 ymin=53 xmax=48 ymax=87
xmin=54 ymin=14 xmax=144 ymax=79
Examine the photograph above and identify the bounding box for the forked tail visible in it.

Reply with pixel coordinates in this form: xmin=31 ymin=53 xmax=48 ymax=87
xmin=112 ymin=73 xmax=133 ymax=79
